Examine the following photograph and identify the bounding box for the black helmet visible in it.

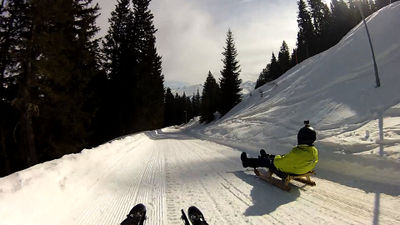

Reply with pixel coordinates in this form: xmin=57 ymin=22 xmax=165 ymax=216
xmin=297 ymin=120 xmax=316 ymax=146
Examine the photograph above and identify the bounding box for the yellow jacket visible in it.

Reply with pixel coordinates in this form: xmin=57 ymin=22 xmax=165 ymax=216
xmin=273 ymin=145 xmax=318 ymax=175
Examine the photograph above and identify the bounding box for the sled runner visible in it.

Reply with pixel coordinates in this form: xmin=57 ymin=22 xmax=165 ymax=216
xmin=254 ymin=168 xmax=316 ymax=191
xmin=181 ymin=206 xmax=209 ymax=225
xmin=181 ymin=209 xmax=190 ymax=225
xmin=120 ymin=203 xmax=146 ymax=225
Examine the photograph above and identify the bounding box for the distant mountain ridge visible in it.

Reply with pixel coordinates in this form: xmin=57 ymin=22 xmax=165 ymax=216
xmin=166 ymin=81 xmax=255 ymax=97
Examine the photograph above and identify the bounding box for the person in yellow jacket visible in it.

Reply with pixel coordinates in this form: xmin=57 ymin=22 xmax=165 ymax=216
xmin=241 ymin=121 xmax=318 ymax=175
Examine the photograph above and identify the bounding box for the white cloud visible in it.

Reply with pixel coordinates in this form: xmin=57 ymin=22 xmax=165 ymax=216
xmin=94 ymin=0 xmax=300 ymax=85
xmin=150 ymin=0 xmax=223 ymax=84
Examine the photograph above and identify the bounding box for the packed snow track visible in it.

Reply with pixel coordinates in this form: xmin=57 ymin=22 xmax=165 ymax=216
xmin=1 ymin=129 xmax=399 ymax=225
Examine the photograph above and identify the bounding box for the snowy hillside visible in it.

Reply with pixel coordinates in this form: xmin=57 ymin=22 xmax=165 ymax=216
xmin=1 ymin=3 xmax=400 ymax=225
xmin=199 ymin=3 xmax=400 ymax=161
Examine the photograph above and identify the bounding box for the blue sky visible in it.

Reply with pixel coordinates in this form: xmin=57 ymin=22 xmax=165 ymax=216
xmin=95 ymin=0 xmax=332 ymax=85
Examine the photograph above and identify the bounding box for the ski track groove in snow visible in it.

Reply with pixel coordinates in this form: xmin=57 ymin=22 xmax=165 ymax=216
xmin=164 ymin=138 xmax=232 ymax=225
xmin=189 ymin=139 xmax=263 ymax=224
xmin=74 ymin=136 xmax=148 ymax=225
xmin=300 ymin=181 xmax=400 ymax=224
xmin=133 ymin=143 xmax=166 ymax=225
xmin=188 ymin=140 xmax=276 ymax=225
xmin=71 ymin=135 xmax=166 ymax=225
xmin=190 ymin=142 xmax=283 ymax=224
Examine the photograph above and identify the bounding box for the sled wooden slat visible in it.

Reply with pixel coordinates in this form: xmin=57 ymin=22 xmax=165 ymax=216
xmin=254 ymin=168 xmax=291 ymax=191
xmin=287 ymin=171 xmax=316 ymax=186
xmin=254 ymin=168 xmax=316 ymax=191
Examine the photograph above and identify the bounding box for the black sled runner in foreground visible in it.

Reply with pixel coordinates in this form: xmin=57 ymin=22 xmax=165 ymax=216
xmin=121 ymin=203 xmax=146 ymax=225
xmin=121 ymin=204 xmax=209 ymax=225
xmin=181 ymin=206 xmax=209 ymax=225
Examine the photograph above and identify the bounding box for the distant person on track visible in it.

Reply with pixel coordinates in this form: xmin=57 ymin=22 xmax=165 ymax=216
xmin=241 ymin=121 xmax=318 ymax=175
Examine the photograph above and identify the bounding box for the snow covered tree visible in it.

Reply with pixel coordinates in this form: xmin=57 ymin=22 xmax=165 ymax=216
xmin=219 ymin=29 xmax=242 ymax=116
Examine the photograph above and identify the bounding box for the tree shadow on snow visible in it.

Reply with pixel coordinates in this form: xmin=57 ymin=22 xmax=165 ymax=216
xmin=233 ymin=170 xmax=300 ymax=216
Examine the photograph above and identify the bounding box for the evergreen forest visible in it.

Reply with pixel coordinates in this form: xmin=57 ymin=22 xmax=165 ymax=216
xmin=255 ymin=0 xmax=396 ymax=88
xmin=0 ymin=0 xmax=396 ymax=176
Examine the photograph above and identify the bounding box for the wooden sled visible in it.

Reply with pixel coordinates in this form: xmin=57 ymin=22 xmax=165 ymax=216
xmin=254 ymin=168 xmax=316 ymax=191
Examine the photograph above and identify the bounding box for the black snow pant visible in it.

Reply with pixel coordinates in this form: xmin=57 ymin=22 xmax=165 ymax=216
xmin=242 ymin=154 xmax=278 ymax=171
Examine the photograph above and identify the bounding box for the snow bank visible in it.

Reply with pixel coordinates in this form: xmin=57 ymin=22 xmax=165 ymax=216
xmin=0 ymin=134 xmax=148 ymax=224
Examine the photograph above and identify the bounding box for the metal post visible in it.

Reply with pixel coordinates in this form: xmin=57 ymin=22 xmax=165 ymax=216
xmin=378 ymin=114 xmax=384 ymax=157
xmin=357 ymin=2 xmax=381 ymax=87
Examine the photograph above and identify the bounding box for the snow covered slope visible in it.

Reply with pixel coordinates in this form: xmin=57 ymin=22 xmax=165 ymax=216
xmin=199 ymin=2 xmax=400 ymax=160
xmin=1 ymin=3 xmax=400 ymax=225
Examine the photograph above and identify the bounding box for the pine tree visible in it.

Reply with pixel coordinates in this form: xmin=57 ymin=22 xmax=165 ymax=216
xmin=330 ymin=0 xmax=354 ymax=46
xmin=369 ymin=0 xmax=377 ymax=12
xmin=0 ymin=0 xmax=30 ymax=175
xmin=348 ymin=0 xmax=361 ymax=27
xmin=296 ymin=0 xmax=316 ymax=62
xmin=131 ymin=0 xmax=164 ymax=131
xmin=308 ymin=0 xmax=325 ymax=34
xmin=0 ymin=0 xmax=29 ymax=97
xmin=192 ymin=89 xmax=201 ymax=117
xmin=269 ymin=53 xmax=281 ymax=81
xmin=4 ymin=0 xmax=102 ymax=167
xmin=1 ymin=0 xmax=103 ymax=175
xmin=183 ymin=93 xmax=192 ymax=123
xmin=73 ymin=0 xmax=105 ymax=147
xmin=201 ymin=71 xmax=220 ymax=123
xmin=290 ymin=49 xmax=298 ymax=68
xmin=278 ymin=41 xmax=291 ymax=75
xmin=8 ymin=0 xmax=39 ymax=167
xmin=30 ymin=0 xmax=101 ymax=158
xmin=255 ymin=67 xmax=268 ymax=89
xmin=102 ymin=0 xmax=135 ymax=135
xmin=375 ymin=0 xmax=392 ymax=9
xmin=163 ymin=88 xmax=175 ymax=126
xmin=219 ymin=29 xmax=242 ymax=116
xmin=307 ymin=0 xmax=332 ymax=52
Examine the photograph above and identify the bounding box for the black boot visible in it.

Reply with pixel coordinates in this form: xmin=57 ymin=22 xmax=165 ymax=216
xmin=188 ymin=206 xmax=209 ymax=225
xmin=241 ymin=152 xmax=249 ymax=168
xmin=241 ymin=152 xmax=269 ymax=168
xmin=260 ymin=149 xmax=268 ymax=158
